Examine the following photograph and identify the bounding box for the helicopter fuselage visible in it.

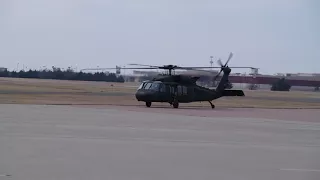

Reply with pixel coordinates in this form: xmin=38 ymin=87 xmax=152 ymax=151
xmin=135 ymin=80 xmax=222 ymax=103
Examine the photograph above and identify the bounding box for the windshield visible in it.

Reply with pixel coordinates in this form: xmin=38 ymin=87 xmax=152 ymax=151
xmin=137 ymin=83 xmax=145 ymax=90
xmin=139 ymin=82 xmax=162 ymax=91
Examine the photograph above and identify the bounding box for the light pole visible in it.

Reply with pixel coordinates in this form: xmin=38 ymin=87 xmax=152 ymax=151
xmin=123 ymin=65 xmax=126 ymax=82
xmin=210 ymin=56 xmax=214 ymax=70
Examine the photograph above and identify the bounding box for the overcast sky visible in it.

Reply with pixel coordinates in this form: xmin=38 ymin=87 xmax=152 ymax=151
xmin=0 ymin=0 xmax=319 ymax=74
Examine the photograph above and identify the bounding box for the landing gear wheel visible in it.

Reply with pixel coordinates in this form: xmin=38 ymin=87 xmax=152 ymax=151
xmin=209 ymin=101 xmax=215 ymax=109
xmin=146 ymin=102 xmax=152 ymax=107
xmin=172 ymin=95 xmax=179 ymax=109
xmin=173 ymin=101 xmax=179 ymax=108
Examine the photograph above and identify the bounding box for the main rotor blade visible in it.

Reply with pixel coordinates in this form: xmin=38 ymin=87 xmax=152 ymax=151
xmin=127 ymin=63 xmax=160 ymax=68
xmin=224 ymin=66 xmax=254 ymax=68
xmin=177 ymin=66 xmax=253 ymax=69
xmin=181 ymin=69 xmax=218 ymax=73
xmin=81 ymin=66 xmax=254 ymax=72
xmin=80 ymin=67 xmax=158 ymax=71
xmin=176 ymin=66 xmax=220 ymax=70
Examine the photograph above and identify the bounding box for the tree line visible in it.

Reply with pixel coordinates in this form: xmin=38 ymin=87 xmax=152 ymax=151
xmin=0 ymin=67 xmax=125 ymax=82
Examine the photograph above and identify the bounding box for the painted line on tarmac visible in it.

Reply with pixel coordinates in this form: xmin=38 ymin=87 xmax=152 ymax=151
xmin=280 ymin=168 xmax=320 ymax=172
xmin=0 ymin=174 xmax=11 ymax=177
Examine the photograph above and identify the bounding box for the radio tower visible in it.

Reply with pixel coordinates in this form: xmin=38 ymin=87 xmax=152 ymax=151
xmin=210 ymin=56 xmax=215 ymax=87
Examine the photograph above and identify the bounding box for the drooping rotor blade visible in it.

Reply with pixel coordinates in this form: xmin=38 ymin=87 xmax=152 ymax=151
xmin=80 ymin=67 xmax=158 ymax=71
xmin=176 ymin=66 xmax=220 ymax=70
xmin=88 ymin=66 xmax=253 ymax=71
xmin=223 ymin=66 xmax=254 ymax=68
xmin=127 ymin=63 xmax=160 ymax=68
xmin=177 ymin=66 xmax=253 ymax=70
xmin=181 ymin=68 xmax=218 ymax=73
xmin=128 ymin=64 xmax=219 ymax=70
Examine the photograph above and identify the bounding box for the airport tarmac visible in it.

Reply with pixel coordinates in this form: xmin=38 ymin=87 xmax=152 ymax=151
xmin=0 ymin=104 xmax=320 ymax=180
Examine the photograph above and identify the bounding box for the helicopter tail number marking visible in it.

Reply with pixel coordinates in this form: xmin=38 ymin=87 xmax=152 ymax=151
xmin=222 ymin=90 xmax=245 ymax=97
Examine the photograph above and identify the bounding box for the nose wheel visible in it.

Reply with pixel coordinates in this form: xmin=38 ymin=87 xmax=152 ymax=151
xmin=209 ymin=101 xmax=215 ymax=109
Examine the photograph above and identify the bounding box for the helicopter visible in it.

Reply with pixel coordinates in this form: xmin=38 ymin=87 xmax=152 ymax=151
xmin=82 ymin=52 xmax=253 ymax=108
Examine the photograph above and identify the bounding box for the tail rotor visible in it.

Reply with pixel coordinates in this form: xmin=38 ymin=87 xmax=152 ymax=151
xmin=213 ymin=52 xmax=233 ymax=82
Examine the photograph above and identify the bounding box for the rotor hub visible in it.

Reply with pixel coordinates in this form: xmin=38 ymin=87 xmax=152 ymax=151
xmin=222 ymin=66 xmax=231 ymax=74
xmin=162 ymin=65 xmax=177 ymax=70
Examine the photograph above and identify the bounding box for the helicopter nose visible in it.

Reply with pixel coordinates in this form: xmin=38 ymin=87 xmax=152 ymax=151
xmin=135 ymin=91 xmax=152 ymax=101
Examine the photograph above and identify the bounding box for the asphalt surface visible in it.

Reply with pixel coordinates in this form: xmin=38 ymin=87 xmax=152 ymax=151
xmin=1 ymin=89 xmax=320 ymax=103
xmin=245 ymin=96 xmax=320 ymax=103
xmin=0 ymin=104 xmax=320 ymax=180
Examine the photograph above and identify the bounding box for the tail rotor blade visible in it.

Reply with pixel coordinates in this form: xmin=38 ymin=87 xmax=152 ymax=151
xmin=225 ymin=52 xmax=233 ymax=66
xmin=213 ymin=52 xmax=233 ymax=84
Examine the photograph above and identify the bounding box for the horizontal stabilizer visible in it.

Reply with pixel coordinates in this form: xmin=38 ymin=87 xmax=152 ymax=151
xmin=222 ymin=90 xmax=245 ymax=97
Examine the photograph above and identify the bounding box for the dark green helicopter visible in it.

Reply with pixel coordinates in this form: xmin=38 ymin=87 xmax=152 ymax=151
xmin=83 ymin=52 xmax=252 ymax=108
xmin=133 ymin=53 xmax=253 ymax=108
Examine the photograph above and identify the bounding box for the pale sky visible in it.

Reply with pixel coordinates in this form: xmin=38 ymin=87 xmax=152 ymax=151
xmin=0 ymin=0 xmax=319 ymax=74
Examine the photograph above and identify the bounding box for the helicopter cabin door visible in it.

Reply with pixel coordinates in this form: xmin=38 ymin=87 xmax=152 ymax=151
xmin=176 ymin=85 xmax=193 ymax=102
xmin=162 ymin=84 xmax=177 ymax=102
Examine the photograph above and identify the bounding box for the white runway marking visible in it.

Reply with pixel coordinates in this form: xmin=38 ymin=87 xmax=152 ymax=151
xmin=280 ymin=169 xmax=320 ymax=172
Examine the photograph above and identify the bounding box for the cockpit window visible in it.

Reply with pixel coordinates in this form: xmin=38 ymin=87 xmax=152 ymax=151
xmin=138 ymin=83 xmax=145 ymax=90
xmin=149 ymin=83 xmax=160 ymax=91
xmin=139 ymin=82 xmax=162 ymax=91
xmin=144 ymin=83 xmax=152 ymax=90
